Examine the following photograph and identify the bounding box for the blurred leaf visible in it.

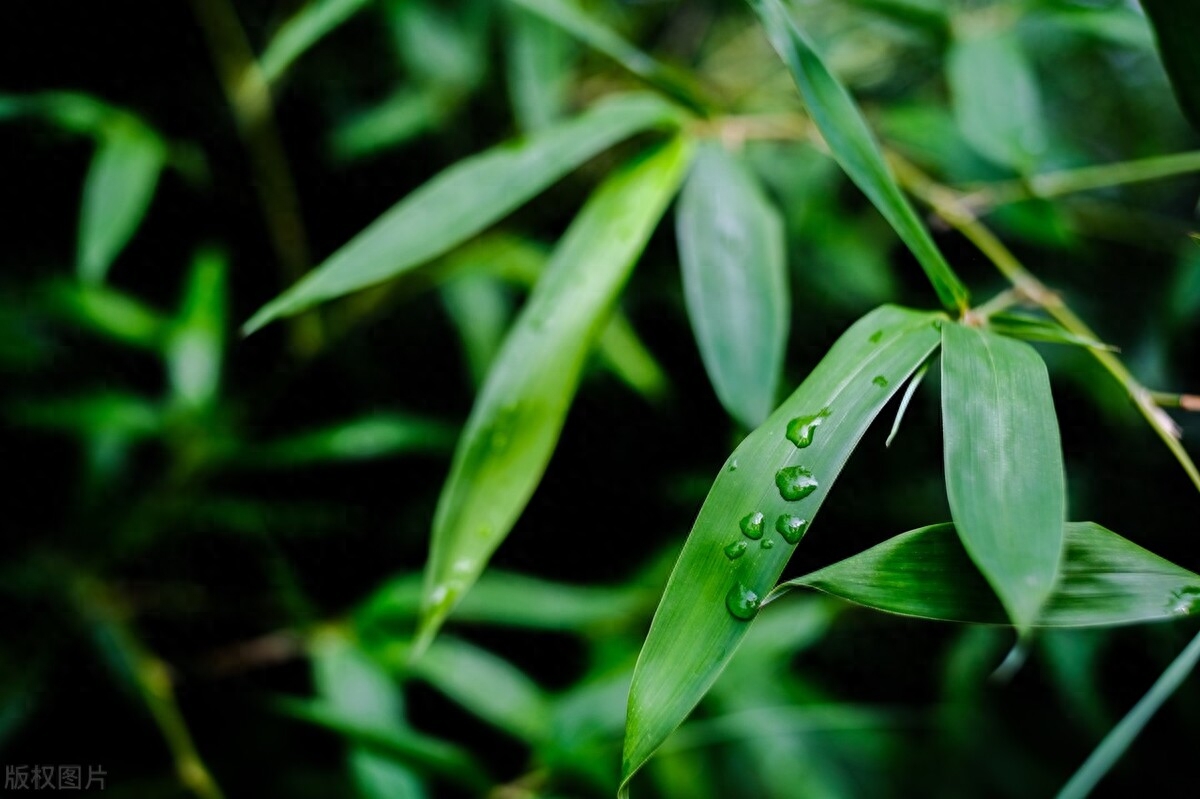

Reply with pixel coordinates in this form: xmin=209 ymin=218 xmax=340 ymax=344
xmin=311 ymin=632 xmax=426 ymax=799
xmin=274 ymin=696 xmax=488 ymax=791
xmin=359 ymin=570 xmax=648 ymax=632
xmin=388 ymin=0 xmax=491 ymax=91
xmin=259 ymin=0 xmax=374 ymax=83
xmin=947 ymin=27 xmax=1046 ymax=172
xmin=168 ymin=249 xmax=227 ymax=411
xmin=749 ymin=0 xmax=969 ymax=313
xmin=594 ymin=310 xmax=670 ymax=403
xmin=415 ymin=138 xmax=693 ymax=653
xmin=245 ymin=414 xmax=457 ymax=467
xmin=508 ymin=0 xmax=714 ymax=114
xmin=244 ymin=92 xmax=686 ymax=333
xmin=620 ymin=305 xmax=943 ymax=793
xmin=10 ymin=393 xmax=163 ymax=439
xmin=407 ymin=636 xmax=550 ymax=743
xmin=1040 ymin=629 xmax=1111 ymax=736
xmin=1057 ymin=630 xmax=1200 ymax=799
xmin=676 ymin=141 xmax=789 ymax=430
xmin=504 ymin=2 xmax=574 ymax=132
xmin=0 ymin=91 xmax=120 ymax=134
xmin=987 ymin=312 xmax=1116 ymax=351
xmin=989 ymin=199 xmax=1078 ymax=250
xmin=77 ymin=120 xmax=165 ymax=285
xmin=846 ymin=0 xmax=949 ymax=37
xmin=876 ymin=102 xmax=993 ymax=182
xmin=1041 ymin=5 xmax=1154 ymax=50
xmin=329 ymin=88 xmax=446 ymax=162
xmin=942 ymin=322 xmax=1065 ymax=632
xmin=773 ymin=522 xmax=1200 ymax=627
xmin=1140 ymin=0 xmax=1200 ymax=131
xmin=43 ymin=281 xmax=169 ymax=350
xmin=440 ymin=274 xmax=515 ymax=386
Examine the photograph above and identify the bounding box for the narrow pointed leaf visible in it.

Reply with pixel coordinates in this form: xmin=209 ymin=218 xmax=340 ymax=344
xmin=168 ymin=249 xmax=228 ymax=411
xmin=773 ymin=522 xmax=1200 ymax=626
xmin=676 ymin=141 xmax=789 ymax=430
xmin=259 ymin=0 xmax=374 ymax=83
xmin=748 ymin=0 xmax=969 ymax=313
xmin=1140 ymin=0 xmax=1200 ymax=131
xmin=987 ymin=312 xmax=1117 ymax=351
xmin=244 ymin=93 xmax=686 ymax=333
xmin=941 ymin=322 xmax=1065 ymax=632
xmin=505 ymin=2 xmax=574 ymax=132
xmin=507 ymin=0 xmax=714 ymax=114
xmin=415 ymin=138 xmax=693 ymax=654
xmin=946 ymin=29 xmax=1046 ymax=171
xmin=44 ymin=281 xmax=169 ymax=350
xmin=77 ymin=122 xmax=165 ymax=285
xmin=621 ymin=305 xmax=943 ymax=792
xmin=245 ymin=413 xmax=457 ymax=466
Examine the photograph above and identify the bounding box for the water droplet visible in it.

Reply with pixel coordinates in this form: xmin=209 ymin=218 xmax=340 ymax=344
xmin=761 ymin=539 xmax=775 ymax=550
xmin=775 ymin=515 xmax=808 ymax=544
xmin=1169 ymin=587 xmax=1200 ymax=616
xmin=725 ymin=582 xmax=761 ymax=620
xmin=869 ymin=330 xmax=883 ymax=343
xmin=873 ymin=375 xmax=888 ymax=388
xmin=775 ymin=466 xmax=818 ymax=501
xmin=739 ymin=511 xmax=765 ymax=539
xmin=724 ymin=540 xmax=748 ymax=560
xmin=785 ymin=408 xmax=830 ymax=449
xmin=727 ymin=459 xmax=739 ymax=472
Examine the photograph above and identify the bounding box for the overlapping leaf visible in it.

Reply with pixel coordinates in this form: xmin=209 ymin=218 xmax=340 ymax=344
xmin=772 ymin=522 xmax=1200 ymax=627
xmin=621 ymin=305 xmax=943 ymax=793
xmin=942 ymin=322 xmax=1065 ymax=632
xmin=414 ymin=138 xmax=693 ymax=654
xmin=243 ymin=93 xmax=686 ymax=333
xmin=748 ymin=0 xmax=969 ymax=312
xmin=676 ymin=141 xmax=789 ymax=430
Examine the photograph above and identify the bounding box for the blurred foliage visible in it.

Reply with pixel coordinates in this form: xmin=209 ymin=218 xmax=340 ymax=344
xmin=1 ymin=0 xmax=1199 ymax=797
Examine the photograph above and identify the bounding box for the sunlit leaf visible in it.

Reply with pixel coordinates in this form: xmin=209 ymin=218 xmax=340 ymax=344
xmin=621 ymin=305 xmax=943 ymax=793
xmin=946 ymin=27 xmax=1046 ymax=172
xmin=259 ymin=0 xmax=374 ymax=83
xmin=1140 ymin=0 xmax=1200 ymax=131
xmin=415 ymin=138 xmax=693 ymax=654
xmin=244 ymin=93 xmax=686 ymax=333
xmin=168 ymin=249 xmax=227 ymax=411
xmin=676 ymin=141 xmax=788 ymax=430
xmin=772 ymin=522 xmax=1200 ymax=627
xmin=77 ymin=120 xmax=165 ymax=285
xmin=311 ymin=632 xmax=426 ymax=799
xmin=941 ymin=322 xmax=1065 ymax=632
xmin=748 ymin=0 xmax=970 ymax=313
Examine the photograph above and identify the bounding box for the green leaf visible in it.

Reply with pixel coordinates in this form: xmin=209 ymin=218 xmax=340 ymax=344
xmin=329 ymin=89 xmax=446 ymax=162
xmin=941 ymin=322 xmax=1065 ymax=632
xmin=406 ymin=636 xmax=550 ymax=743
xmin=388 ymin=0 xmax=490 ymax=92
xmin=772 ymin=522 xmax=1200 ymax=627
xmin=414 ymin=138 xmax=693 ymax=654
xmin=594 ymin=311 xmax=670 ymax=403
xmin=77 ymin=120 xmax=165 ymax=285
xmin=244 ymin=93 xmax=686 ymax=333
xmin=1140 ymin=0 xmax=1200 ymax=131
xmin=987 ymin=312 xmax=1117 ymax=351
xmin=311 ymin=632 xmax=427 ymax=799
xmin=168 ymin=249 xmax=228 ymax=411
xmin=620 ymin=304 xmax=943 ymax=793
xmin=747 ymin=0 xmax=969 ymax=313
xmin=43 ymin=281 xmax=170 ymax=350
xmin=358 ymin=570 xmax=648 ymax=632
xmin=259 ymin=0 xmax=374 ymax=84
xmin=507 ymin=0 xmax=714 ymax=114
xmin=440 ymin=273 xmax=515 ymax=386
xmin=244 ymin=414 xmax=457 ymax=467
xmin=1057 ymin=629 xmax=1200 ymax=799
xmin=504 ymin=2 xmax=574 ymax=133
xmin=946 ymin=27 xmax=1046 ymax=172
xmin=9 ymin=393 xmax=163 ymax=439
xmin=676 ymin=141 xmax=789 ymax=430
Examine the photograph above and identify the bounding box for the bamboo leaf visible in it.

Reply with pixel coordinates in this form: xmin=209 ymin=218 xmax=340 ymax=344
xmin=507 ymin=0 xmax=714 ymax=114
xmin=946 ymin=28 xmax=1046 ymax=171
xmin=259 ymin=0 xmax=374 ymax=84
xmin=772 ymin=522 xmax=1200 ymax=627
xmin=243 ymin=413 xmax=457 ymax=467
xmin=987 ymin=312 xmax=1117 ymax=351
xmin=244 ymin=93 xmax=687 ymax=333
xmin=1140 ymin=0 xmax=1200 ymax=131
xmin=676 ymin=141 xmax=789 ymax=430
xmin=941 ymin=322 xmax=1065 ymax=632
xmin=747 ymin=0 xmax=969 ymax=313
xmin=504 ymin=2 xmax=574 ymax=133
xmin=168 ymin=249 xmax=228 ymax=411
xmin=77 ymin=121 xmax=165 ymax=285
xmin=414 ymin=138 xmax=693 ymax=655
xmin=620 ymin=305 xmax=943 ymax=793
xmin=43 ymin=281 xmax=170 ymax=351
